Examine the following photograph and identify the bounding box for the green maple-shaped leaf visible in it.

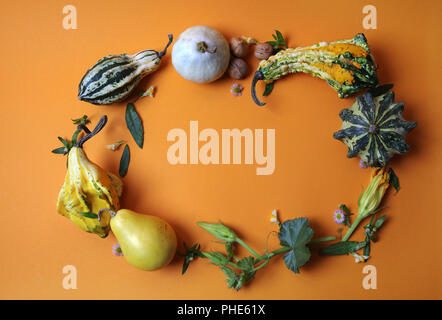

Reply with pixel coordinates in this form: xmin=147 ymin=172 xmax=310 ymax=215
xmin=278 ymin=218 xmax=314 ymax=274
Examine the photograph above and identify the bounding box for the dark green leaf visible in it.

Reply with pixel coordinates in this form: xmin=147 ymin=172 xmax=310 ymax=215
xmin=71 ymin=128 xmax=82 ymax=145
xmin=119 ymin=145 xmax=130 ymax=177
xmin=220 ymin=266 xmax=239 ymax=289
xmin=275 ymin=30 xmax=287 ymax=48
xmin=388 ymin=168 xmax=400 ymax=193
xmin=72 ymin=115 xmax=90 ymax=125
xmin=368 ymin=84 xmax=394 ymax=97
xmin=125 ymin=103 xmax=144 ymax=149
xmin=179 ymin=242 xmax=202 ymax=275
xmin=52 ymin=147 xmax=67 ymax=154
xmin=374 ymin=215 xmax=387 ymax=229
xmin=363 ymin=239 xmax=371 ymax=256
xmin=278 ymin=218 xmax=314 ymax=274
xmin=339 ymin=204 xmax=352 ymax=215
xmin=78 ymin=211 xmax=98 ymax=219
xmin=58 ymin=136 xmax=68 ymax=147
xmin=319 ymin=241 xmax=366 ymax=255
xmin=263 ymin=82 xmax=275 ymax=96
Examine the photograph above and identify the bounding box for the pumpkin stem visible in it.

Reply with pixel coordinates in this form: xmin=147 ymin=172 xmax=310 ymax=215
xmin=251 ymin=71 xmax=266 ymax=106
xmin=97 ymin=208 xmax=118 ymax=223
xmin=76 ymin=115 xmax=108 ymax=148
xmin=196 ymin=41 xmax=217 ymax=54
xmin=158 ymin=34 xmax=173 ymax=58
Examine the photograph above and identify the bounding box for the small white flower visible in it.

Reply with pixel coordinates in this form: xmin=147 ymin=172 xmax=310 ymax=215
xmin=352 ymin=253 xmax=370 ymax=263
xmin=143 ymin=85 xmax=155 ymax=98
xmin=269 ymin=209 xmax=280 ymax=226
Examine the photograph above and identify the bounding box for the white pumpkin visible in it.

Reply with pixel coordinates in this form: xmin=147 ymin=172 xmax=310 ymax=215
xmin=172 ymin=25 xmax=230 ymax=83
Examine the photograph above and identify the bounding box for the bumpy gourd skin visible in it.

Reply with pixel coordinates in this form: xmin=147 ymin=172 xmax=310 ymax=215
xmin=333 ymin=91 xmax=417 ymax=167
xmin=57 ymin=147 xmax=122 ymax=237
xmin=56 ymin=116 xmax=123 ymax=238
xmin=252 ymin=34 xmax=378 ymax=105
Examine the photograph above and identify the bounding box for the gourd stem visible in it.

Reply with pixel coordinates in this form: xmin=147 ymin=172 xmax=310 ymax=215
xmin=97 ymin=208 xmax=118 ymax=223
xmin=76 ymin=115 xmax=108 ymax=148
xmin=158 ymin=34 xmax=173 ymax=58
xmin=251 ymin=71 xmax=265 ymax=106
xmin=196 ymin=41 xmax=217 ymax=54
xmin=78 ymin=124 xmax=91 ymax=135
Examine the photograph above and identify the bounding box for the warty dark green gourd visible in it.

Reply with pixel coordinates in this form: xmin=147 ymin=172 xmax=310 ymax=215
xmin=333 ymin=89 xmax=417 ymax=167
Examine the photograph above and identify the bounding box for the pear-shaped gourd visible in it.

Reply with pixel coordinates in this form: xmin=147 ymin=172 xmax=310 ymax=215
xmin=99 ymin=209 xmax=177 ymax=271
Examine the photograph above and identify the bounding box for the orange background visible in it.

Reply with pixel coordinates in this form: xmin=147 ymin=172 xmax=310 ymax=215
xmin=0 ymin=0 xmax=440 ymax=300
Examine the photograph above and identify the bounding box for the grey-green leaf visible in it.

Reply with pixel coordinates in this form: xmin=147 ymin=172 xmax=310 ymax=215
xmin=278 ymin=218 xmax=314 ymax=274
xmin=125 ymin=103 xmax=144 ymax=149
xmin=319 ymin=241 xmax=366 ymax=255
xmin=263 ymin=82 xmax=275 ymax=96
xmin=388 ymin=168 xmax=400 ymax=192
xmin=52 ymin=147 xmax=67 ymax=154
xmin=119 ymin=144 xmax=130 ymax=177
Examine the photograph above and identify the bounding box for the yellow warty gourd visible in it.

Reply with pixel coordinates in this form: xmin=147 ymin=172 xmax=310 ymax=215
xmin=57 ymin=116 xmax=122 ymax=237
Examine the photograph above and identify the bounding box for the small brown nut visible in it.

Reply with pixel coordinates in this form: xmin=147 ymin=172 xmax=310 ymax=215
xmin=254 ymin=43 xmax=273 ymax=60
xmin=228 ymin=58 xmax=249 ymax=80
xmin=230 ymin=37 xmax=249 ymax=58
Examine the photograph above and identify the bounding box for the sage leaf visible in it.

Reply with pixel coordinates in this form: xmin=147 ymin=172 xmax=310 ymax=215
xmin=263 ymin=82 xmax=275 ymax=96
xmin=125 ymin=103 xmax=144 ymax=149
xmin=319 ymin=241 xmax=366 ymax=255
xmin=388 ymin=168 xmax=400 ymax=192
xmin=119 ymin=144 xmax=130 ymax=177
xmin=278 ymin=218 xmax=314 ymax=274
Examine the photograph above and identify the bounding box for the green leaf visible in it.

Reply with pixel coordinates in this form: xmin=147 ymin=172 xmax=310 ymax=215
xmin=77 ymin=211 xmax=98 ymax=219
xmin=179 ymin=242 xmax=202 ymax=275
xmin=278 ymin=218 xmax=314 ymax=274
xmin=125 ymin=103 xmax=144 ymax=149
xmin=119 ymin=145 xmax=130 ymax=177
xmin=72 ymin=115 xmax=90 ymax=125
xmin=388 ymin=168 xmax=400 ymax=193
xmin=374 ymin=214 xmax=387 ymax=229
xmin=71 ymin=128 xmax=82 ymax=145
xmin=52 ymin=147 xmax=67 ymax=154
xmin=220 ymin=266 xmax=239 ymax=289
xmin=319 ymin=241 xmax=367 ymax=255
xmin=236 ymin=256 xmax=255 ymax=272
xmin=263 ymin=82 xmax=275 ymax=96
xmin=363 ymin=238 xmax=371 ymax=256
xmin=275 ymin=30 xmax=287 ymax=48
xmin=58 ymin=136 xmax=68 ymax=147
xmin=368 ymin=84 xmax=394 ymax=97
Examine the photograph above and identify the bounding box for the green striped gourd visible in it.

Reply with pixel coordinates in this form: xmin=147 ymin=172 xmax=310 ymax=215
xmin=78 ymin=34 xmax=173 ymax=105
xmin=333 ymin=89 xmax=417 ymax=167
xmin=251 ymin=34 xmax=378 ymax=106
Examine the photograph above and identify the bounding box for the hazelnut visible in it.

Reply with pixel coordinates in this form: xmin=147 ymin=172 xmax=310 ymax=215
xmin=230 ymin=37 xmax=249 ymax=58
xmin=228 ymin=58 xmax=249 ymax=80
xmin=254 ymin=43 xmax=273 ymax=60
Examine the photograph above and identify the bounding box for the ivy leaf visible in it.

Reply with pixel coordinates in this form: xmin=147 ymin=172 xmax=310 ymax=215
xmin=278 ymin=218 xmax=314 ymax=274
xmin=319 ymin=241 xmax=367 ymax=255
xmin=125 ymin=103 xmax=144 ymax=149
xmin=263 ymin=82 xmax=275 ymax=96
xmin=388 ymin=168 xmax=400 ymax=193
xmin=119 ymin=145 xmax=130 ymax=177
